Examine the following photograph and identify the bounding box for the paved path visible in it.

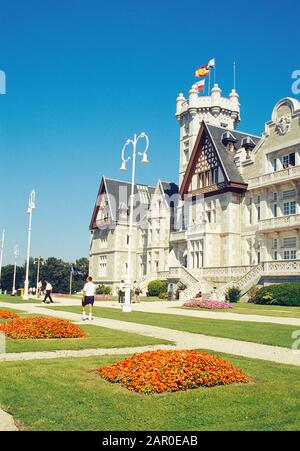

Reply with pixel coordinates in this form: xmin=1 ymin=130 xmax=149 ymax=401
xmin=28 ymin=297 xmax=300 ymax=327
xmin=0 ymin=301 xmax=300 ymax=367
xmin=0 ymin=408 xmax=18 ymax=431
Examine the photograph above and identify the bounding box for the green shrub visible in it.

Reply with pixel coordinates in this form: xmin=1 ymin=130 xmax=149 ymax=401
xmin=225 ymin=286 xmax=241 ymax=303
xmin=147 ymin=280 xmax=167 ymax=297
xmin=96 ymin=285 xmax=112 ymax=295
xmin=158 ymin=292 xmax=168 ymax=299
xmin=247 ymin=285 xmax=261 ymax=303
xmin=252 ymin=283 xmax=300 ymax=306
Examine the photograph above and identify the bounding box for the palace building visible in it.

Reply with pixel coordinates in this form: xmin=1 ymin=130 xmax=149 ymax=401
xmin=89 ymin=83 xmax=300 ymax=298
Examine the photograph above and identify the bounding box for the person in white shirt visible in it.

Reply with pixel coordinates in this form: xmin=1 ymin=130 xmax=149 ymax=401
xmin=43 ymin=281 xmax=53 ymax=303
xmin=82 ymin=276 xmax=96 ymax=320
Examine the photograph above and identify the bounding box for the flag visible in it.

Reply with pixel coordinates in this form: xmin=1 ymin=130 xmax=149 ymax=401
xmin=207 ymin=58 xmax=216 ymax=69
xmin=195 ymin=65 xmax=209 ymax=78
xmin=195 ymin=79 xmax=205 ymax=91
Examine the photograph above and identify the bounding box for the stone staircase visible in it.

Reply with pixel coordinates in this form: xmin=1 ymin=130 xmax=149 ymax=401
xmin=140 ymin=260 xmax=300 ymax=301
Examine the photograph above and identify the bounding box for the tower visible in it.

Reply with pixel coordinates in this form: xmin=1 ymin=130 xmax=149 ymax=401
xmin=176 ymin=83 xmax=241 ymax=187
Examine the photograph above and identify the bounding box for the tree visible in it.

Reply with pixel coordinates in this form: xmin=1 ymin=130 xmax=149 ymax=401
xmin=71 ymin=258 xmax=89 ymax=293
xmin=40 ymin=257 xmax=70 ymax=293
xmin=0 ymin=264 xmax=25 ymax=293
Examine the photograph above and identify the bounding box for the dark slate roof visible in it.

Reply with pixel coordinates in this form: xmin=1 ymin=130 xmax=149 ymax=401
xmin=105 ymin=178 xmax=155 ymax=221
xmin=160 ymin=181 xmax=179 ymax=206
xmin=206 ymin=124 xmax=261 ymax=184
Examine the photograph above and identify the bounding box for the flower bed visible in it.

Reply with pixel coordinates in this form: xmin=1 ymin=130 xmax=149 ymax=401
xmin=98 ymin=349 xmax=249 ymax=394
xmin=0 ymin=310 xmax=20 ymax=320
xmin=95 ymin=296 xmax=113 ymax=301
xmin=0 ymin=317 xmax=85 ymax=339
xmin=183 ymin=300 xmax=233 ymax=309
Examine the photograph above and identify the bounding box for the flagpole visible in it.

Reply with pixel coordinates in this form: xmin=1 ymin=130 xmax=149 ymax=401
xmin=214 ymin=59 xmax=217 ymax=84
xmin=208 ymin=70 xmax=211 ymax=95
xmin=233 ymin=61 xmax=236 ymax=90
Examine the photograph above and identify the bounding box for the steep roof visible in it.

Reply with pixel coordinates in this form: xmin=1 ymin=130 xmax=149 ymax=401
xmin=89 ymin=176 xmax=155 ymax=229
xmin=159 ymin=181 xmax=179 ymax=206
xmin=206 ymin=124 xmax=260 ymax=184
xmin=180 ymin=122 xmax=260 ymax=197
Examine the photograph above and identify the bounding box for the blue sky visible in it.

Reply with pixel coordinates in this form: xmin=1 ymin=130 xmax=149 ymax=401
xmin=0 ymin=0 xmax=299 ymax=264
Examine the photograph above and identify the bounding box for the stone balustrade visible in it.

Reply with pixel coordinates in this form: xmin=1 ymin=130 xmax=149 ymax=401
xmin=259 ymin=214 xmax=300 ymax=231
xmin=248 ymin=165 xmax=300 ymax=189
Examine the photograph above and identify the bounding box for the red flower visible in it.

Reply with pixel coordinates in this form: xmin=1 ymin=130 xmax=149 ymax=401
xmin=98 ymin=350 xmax=250 ymax=394
xmin=0 ymin=317 xmax=85 ymax=339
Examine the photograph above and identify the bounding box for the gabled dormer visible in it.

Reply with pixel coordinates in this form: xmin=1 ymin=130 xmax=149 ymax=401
xmin=180 ymin=122 xmax=249 ymax=198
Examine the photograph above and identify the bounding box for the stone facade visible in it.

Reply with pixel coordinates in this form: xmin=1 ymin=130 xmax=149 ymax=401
xmin=89 ymin=85 xmax=300 ymax=296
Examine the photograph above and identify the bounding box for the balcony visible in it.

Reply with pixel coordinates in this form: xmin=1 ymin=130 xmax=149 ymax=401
xmin=259 ymin=213 xmax=300 ymax=232
xmin=248 ymin=165 xmax=300 ymax=189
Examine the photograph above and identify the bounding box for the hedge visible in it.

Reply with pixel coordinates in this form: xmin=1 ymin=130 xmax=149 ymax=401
xmin=147 ymin=280 xmax=167 ymax=297
xmin=250 ymin=283 xmax=300 ymax=306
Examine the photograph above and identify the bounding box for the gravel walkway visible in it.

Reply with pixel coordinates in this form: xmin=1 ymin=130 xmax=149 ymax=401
xmin=0 ymin=301 xmax=300 ymax=366
xmin=0 ymin=408 xmax=18 ymax=431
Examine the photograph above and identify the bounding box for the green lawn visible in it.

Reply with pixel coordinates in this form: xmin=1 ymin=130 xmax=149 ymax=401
xmin=0 ymin=295 xmax=40 ymax=304
xmin=0 ymin=320 xmax=171 ymax=353
xmin=48 ymin=305 xmax=299 ymax=349
xmin=0 ymin=352 xmax=299 ymax=430
xmin=57 ymin=294 xmax=162 ymax=302
xmin=182 ymin=302 xmax=300 ymax=319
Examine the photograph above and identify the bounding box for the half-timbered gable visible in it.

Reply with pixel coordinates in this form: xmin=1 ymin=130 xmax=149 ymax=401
xmin=180 ymin=122 xmax=260 ymax=198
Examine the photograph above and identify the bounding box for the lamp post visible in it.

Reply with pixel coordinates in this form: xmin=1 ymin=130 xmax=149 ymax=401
xmin=23 ymin=190 xmax=36 ymax=300
xmin=120 ymin=132 xmax=149 ymax=312
xmin=12 ymin=245 xmax=19 ymax=295
xmin=0 ymin=229 xmax=5 ymax=294
xmin=34 ymin=256 xmax=43 ymax=298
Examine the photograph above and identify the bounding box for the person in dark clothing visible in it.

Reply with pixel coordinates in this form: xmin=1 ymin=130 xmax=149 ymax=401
xmin=43 ymin=280 xmax=54 ymax=303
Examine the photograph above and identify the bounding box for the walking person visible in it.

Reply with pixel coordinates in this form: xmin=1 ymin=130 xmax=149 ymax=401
xmin=43 ymin=280 xmax=54 ymax=303
xmin=118 ymin=280 xmax=125 ymax=303
xmin=133 ymin=281 xmax=141 ymax=303
xmin=82 ymin=276 xmax=96 ymax=321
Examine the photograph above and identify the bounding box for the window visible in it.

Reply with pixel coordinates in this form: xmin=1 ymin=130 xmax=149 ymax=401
xmin=282 ymin=190 xmax=296 ymax=200
xmin=274 ymin=251 xmax=278 ymax=260
xmin=284 ymin=201 xmax=296 ymax=215
xmin=212 ymin=167 xmax=219 ymax=184
xmin=273 ymin=239 xmax=278 ymax=249
xmin=283 ymin=237 xmax=297 ymax=248
xmin=272 ymin=159 xmax=277 ymax=172
xmin=156 ymin=228 xmax=160 ymax=241
xmin=273 ymin=203 xmax=278 ymax=218
xmin=282 ymin=153 xmax=295 ymax=169
xmin=199 ymin=173 xmax=205 ymax=189
xmin=273 ymin=192 xmax=278 ymax=202
xmin=191 ymin=240 xmax=203 ymax=269
xmin=284 ymin=250 xmax=297 ymax=260
xmin=99 ymin=256 xmax=107 ymax=277
xmin=249 ymin=198 xmax=253 ymax=224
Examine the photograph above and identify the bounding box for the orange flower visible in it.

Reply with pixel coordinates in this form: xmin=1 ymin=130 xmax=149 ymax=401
xmin=98 ymin=350 xmax=250 ymax=394
xmin=0 ymin=317 xmax=85 ymax=339
xmin=0 ymin=310 xmax=20 ymax=320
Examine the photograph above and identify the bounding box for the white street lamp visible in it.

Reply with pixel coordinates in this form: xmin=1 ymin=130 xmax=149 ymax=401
xmin=120 ymin=132 xmax=149 ymax=312
xmin=0 ymin=229 xmax=5 ymax=294
xmin=23 ymin=190 xmax=36 ymax=300
xmin=12 ymin=245 xmax=19 ymax=296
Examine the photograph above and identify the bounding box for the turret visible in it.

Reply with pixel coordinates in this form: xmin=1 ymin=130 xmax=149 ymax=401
xmin=176 ymin=82 xmax=242 ymax=188
xmin=176 ymin=93 xmax=186 ymax=117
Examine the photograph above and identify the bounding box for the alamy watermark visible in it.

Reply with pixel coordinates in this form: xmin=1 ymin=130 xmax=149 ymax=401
xmin=0 ymin=70 xmax=6 ymax=94
xmin=291 ymin=70 xmax=300 ymax=96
